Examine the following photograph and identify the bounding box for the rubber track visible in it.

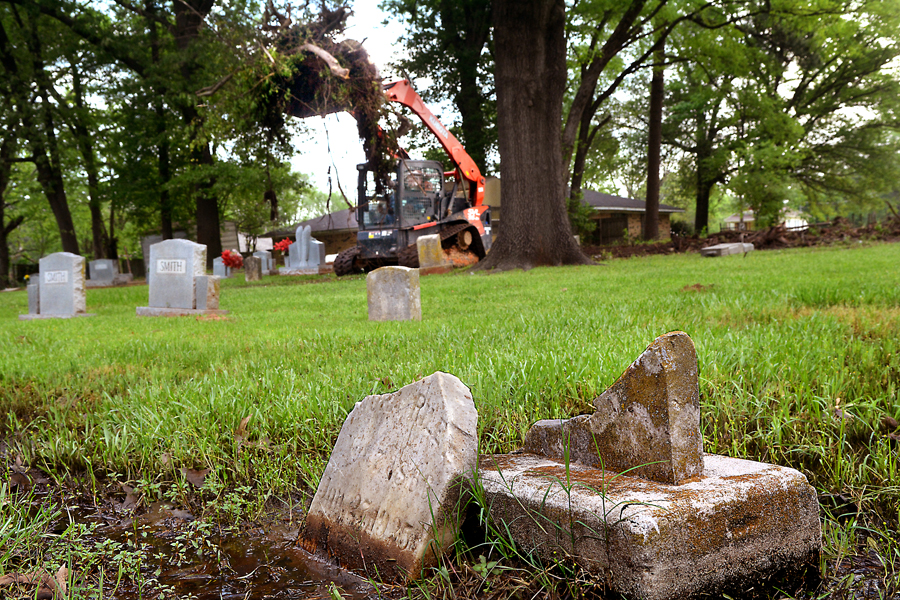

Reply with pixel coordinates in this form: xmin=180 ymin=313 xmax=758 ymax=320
xmin=333 ymin=246 xmax=361 ymax=276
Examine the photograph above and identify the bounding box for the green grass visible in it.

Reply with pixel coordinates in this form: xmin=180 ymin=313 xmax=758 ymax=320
xmin=1 ymin=242 xmax=899 ymax=596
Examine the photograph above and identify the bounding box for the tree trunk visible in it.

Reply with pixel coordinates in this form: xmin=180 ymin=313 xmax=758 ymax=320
xmin=695 ymin=174 xmax=713 ymax=235
xmin=0 ymin=133 xmax=23 ymax=289
xmin=644 ymin=40 xmax=664 ymax=241
xmin=476 ymin=0 xmax=590 ymax=271
xmin=69 ymin=62 xmax=108 ymax=258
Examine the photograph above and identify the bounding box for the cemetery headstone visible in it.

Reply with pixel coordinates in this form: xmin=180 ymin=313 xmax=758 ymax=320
xmin=136 ymin=239 xmax=227 ymax=316
xmin=194 ymin=275 xmax=220 ymax=310
xmin=212 ymin=257 xmax=232 ymax=278
xmin=479 ymin=331 xmax=822 ymax=600
xmin=366 ymin=266 xmax=421 ymax=321
xmin=523 ymin=331 xmax=703 ymax=484
xmin=252 ymin=250 xmax=273 ymax=275
xmin=301 ymin=372 xmax=478 ymax=580
xmin=280 ymin=225 xmax=327 ymax=274
xmin=27 ymin=280 xmax=39 ymax=315
xmin=416 ymin=234 xmax=450 ymax=275
xmin=21 ymin=252 xmax=92 ymax=320
xmin=86 ymin=259 xmax=118 ymax=287
xmin=244 ymin=256 xmax=262 ymax=282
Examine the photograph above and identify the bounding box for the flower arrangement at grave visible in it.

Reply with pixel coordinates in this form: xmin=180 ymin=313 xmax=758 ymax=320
xmin=272 ymin=238 xmax=292 ymax=252
xmin=221 ymin=250 xmax=244 ymax=269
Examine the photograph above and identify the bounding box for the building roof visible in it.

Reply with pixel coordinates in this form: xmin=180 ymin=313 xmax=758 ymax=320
xmin=723 ymin=211 xmax=756 ymax=223
xmin=580 ymin=190 xmax=685 ymax=214
xmin=264 ymin=207 xmax=358 ymax=238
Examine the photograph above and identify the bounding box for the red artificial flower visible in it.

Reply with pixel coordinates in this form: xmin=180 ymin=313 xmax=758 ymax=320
xmin=221 ymin=250 xmax=244 ymax=269
xmin=272 ymin=238 xmax=293 ymax=252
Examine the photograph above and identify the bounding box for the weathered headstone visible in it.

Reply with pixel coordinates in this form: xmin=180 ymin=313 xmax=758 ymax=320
xmin=700 ymin=242 xmax=754 ymax=257
xmin=194 ymin=275 xmax=220 ymax=310
xmin=20 ymin=253 xmax=93 ymax=320
xmin=301 ymin=372 xmax=478 ymax=580
xmin=366 ymin=266 xmax=421 ymax=321
xmin=212 ymin=257 xmax=232 ymax=278
xmin=244 ymin=256 xmax=262 ymax=282
xmin=416 ymin=234 xmax=450 ymax=275
xmin=252 ymin=250 xmax=273 ymax=275
xmin=87 ymin=259 xmax=117 ymax=287
xmin=280 ymin=225 xmax=327 ymax=274
xmin=479 ymin=331 xmax=822 ymax=600
xmin=523 ymin=331 xmax=703 ymax=484
xmin=137 ymin=239 xmax=227 ymax=316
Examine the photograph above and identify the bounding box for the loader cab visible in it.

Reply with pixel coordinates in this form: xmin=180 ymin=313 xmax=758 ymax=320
xmin=356 ymin=160 xmax=444 ymax=231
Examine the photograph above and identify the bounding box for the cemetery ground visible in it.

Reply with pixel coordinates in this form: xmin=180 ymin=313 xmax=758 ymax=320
xmin=0 ymin=242 xmax=898 ymax=600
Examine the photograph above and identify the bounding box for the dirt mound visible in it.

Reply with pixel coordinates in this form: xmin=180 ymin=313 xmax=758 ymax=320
xmin=583 ymin=216 xmax=900 ymax=261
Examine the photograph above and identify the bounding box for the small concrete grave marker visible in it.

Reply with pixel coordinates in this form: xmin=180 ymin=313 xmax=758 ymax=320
xmin=280 ymin=225 xmax=328 ymax=275
xmin=700 ymin=242 xmax=754 ymax=257
xmin=480 ymin=331 xmax=822 ymax=600
xmin=367 ymin=266 xmax=421 ymax=321
xmin=301 ymin=372 xmax=478 ymax=580
xmin=212 ymin=257 xmax=232 ymax=279
xmin=244 ymin=255 xmax=262 ymax=282
xmin=416 ymin=234 xmax=451 ymax=275
xmin=20 ymin=252 xmax=93 ymax=320
xmin=137 ymin=239 xmax=227 ymax=317
xmin=252 ymin=250 xmax=273 ymax=275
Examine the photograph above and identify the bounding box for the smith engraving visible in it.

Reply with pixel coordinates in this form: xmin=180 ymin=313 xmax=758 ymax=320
xmin=156 ymin=259 xmax=186 ymax=275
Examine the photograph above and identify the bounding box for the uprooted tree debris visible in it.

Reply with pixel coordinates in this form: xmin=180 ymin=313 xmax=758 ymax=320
xmin=253 ymin=2 xmax=400 ymax=192
xmin=583 ymin=215 xmax=900 ymax=261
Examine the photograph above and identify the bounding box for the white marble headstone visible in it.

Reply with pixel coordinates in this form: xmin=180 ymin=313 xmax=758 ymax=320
xmin=39 ymin=252 xmax=85 ymax=316
xmin=148 ymin=239 xmax=206 ymax=309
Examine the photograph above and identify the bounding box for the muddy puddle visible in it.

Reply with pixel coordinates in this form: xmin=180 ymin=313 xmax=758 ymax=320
xmin=5 ymin=477 xmax=390 ymax=600
xmin=69 ymin=502 xmax=383 ymax=600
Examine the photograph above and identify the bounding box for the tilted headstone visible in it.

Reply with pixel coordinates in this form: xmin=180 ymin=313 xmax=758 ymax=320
xmin=38 ymin=252 xmax=86 ymax=316
xmin=522 ymin=331 xmax=703 ymax=484
xmin=146 ymin=239 xmax=206 ymax=310
xmin=212 ymin=257 xmax=231 ymax=279
xmin=416 ymin=234 xmax=445 ymax=268
xmin=194 ymin=275 xmax=220 ymax=310
xmin=88 ymin=259 xmax=118 ymax=285
xmin=252 ymin=250 xmax=272 ymax=274
xmin=301 ymin=372 xmax=478 ymax=580
xmin=244 ymin=255 xmax=262 ymax=282
xmin=700 ymin=242 xmax=754 ymax=257
xmin=366 ymin=266 xmax=421 ymax=322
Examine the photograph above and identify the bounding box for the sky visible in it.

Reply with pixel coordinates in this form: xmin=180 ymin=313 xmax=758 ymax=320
xmin=288 ymin=2 xmax=407 ymax=197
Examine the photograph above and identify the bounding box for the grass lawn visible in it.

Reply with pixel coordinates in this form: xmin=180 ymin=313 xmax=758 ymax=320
xmin=1 ymin=242 xmax=898 ymax=598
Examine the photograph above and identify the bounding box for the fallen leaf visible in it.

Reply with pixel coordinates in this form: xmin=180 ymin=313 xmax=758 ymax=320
xmin=196 ymin=314 xmax=228 ymax=321
xmin=160 ymin=452 xmax=172 ymax=467
xmin=380 ymin=376 xmax=393 ymax=388
xmin=12 ymin=454 xmax=25 ymax=473
xmin=120 ymin=483 xmax=138 ymax=511
xmin=8 ymin=472 xmax=29 ymax=490
xmin=834 ymin=408 xmax=854 ymax=421
xmin=889 ymin=432 xmax=900 ymax=442
xmin=681 ymin=283 xmax=714 ymax=293
xmin=883 ymin=415 xmax=899 ymax=431
xmin=235 ymin=415 xmax=252 ymax=443
xmin=180 ymin=467 xmax=210 ymax=488
xmin=54 ymin=567 xmax=67 ymax=596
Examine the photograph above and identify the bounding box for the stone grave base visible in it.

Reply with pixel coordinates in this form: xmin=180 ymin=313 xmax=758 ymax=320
xmin=136 ymin=307 xmax=229 ymax=317
xmin=700 ymin=242 xmax=754 ymax=257
xmin=19 ymin=312 xmax=96 ymax=321
xmin=419 ymin=265 xmax=452 ymax=276
xmin=479 ymin=452 xmax=820 ymax=600
xmin=279 ymin=266 xmax=332 ymax=276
